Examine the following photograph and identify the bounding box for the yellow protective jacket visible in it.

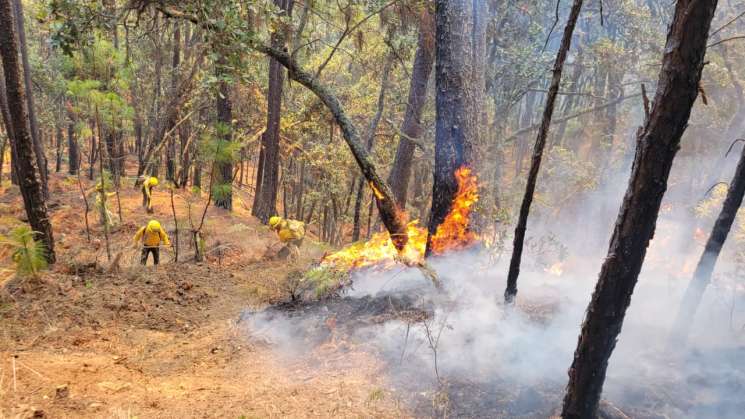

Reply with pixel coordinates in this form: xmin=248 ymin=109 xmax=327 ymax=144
xmin=276 ymin=219 xmax=305 ymax=243
xmin=143 ymin=177 xmax=158 ymax=198
xmin=133 ymin=221 xmax=170 ymax=248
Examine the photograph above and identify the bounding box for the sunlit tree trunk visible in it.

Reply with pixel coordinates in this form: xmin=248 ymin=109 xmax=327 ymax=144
xmin=561 ymin=0 xmax=718 ymax=415
xmin=0 ymin=0 xmax=56 ymax=262
xmin=253 ymin=0 xmax=294 ymax=223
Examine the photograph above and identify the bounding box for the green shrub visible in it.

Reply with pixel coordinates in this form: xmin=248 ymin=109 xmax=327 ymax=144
xmin=0 ymin=225 xmax=48 ymax=277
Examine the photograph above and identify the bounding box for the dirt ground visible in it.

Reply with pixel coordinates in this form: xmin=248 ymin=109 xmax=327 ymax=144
xmin=0 ymin=174 xmax=408 ymax=418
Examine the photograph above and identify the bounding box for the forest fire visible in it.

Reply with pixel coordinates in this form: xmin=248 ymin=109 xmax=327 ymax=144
xmin=321 ymin=167 xmax=479 ymax=270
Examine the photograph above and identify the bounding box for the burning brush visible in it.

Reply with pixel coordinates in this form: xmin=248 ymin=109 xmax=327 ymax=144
xmin=301 ymin=167 xmax=480 ymax=297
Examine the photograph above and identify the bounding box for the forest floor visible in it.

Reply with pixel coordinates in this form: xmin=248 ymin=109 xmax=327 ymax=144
xmin=0 ymin=173 xmax=408 ymax=418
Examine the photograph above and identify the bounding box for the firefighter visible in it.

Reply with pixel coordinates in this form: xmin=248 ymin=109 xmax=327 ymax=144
xmin=133 ymin=220 xmax=171 ymax=266
xmin=141 ymin=176 xmax=158 ymax=213
xmin=268 ymin=216 xmax=305 ymax=261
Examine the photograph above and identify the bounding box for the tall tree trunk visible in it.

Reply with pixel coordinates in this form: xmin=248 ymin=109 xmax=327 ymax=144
xmin=504 ymin=0 xmax=584 ymax=303
xmin=166 ymin=21 xmax=181 ymax=182
xmin=0 ymin=0 xmax=55 ymax=262
xmin=671 ymin=144 xmax=745 ymax=344
xmin=55 ymin=124 xmax=63 ymax=172
xmin=253 ymin=0 xmax=294 ymax=223
xmin=67 ymin=120 xmax=79 ymax=174
xmin=561 ymin=0 xmax=718 ymax=415
xmin=12 ymin=0 xmax=47 ymax=198
xmin=214 ymin=58 xmax=233 ymax=210
xmin=426 ymin=0 xmax=485 ymax=255
xmin=387 ymin=5 xmax=435 ymax=208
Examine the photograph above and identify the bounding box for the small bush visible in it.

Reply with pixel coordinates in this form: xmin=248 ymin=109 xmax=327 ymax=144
xmin=0 ymin=225 xmax=48 ymax=277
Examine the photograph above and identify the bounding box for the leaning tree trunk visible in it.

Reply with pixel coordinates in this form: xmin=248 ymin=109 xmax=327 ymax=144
xmin=12 ymin=0 xmax=47 ymax=198
xmin=426 ymin=0 xmax=485 ymax=256
xmin=387 ymin=5 xmax=435 ymax=208
xmin=670 ymin=143 xmax=745 ymax=344
xmin=504 ymin=0 xmax=584 ymax=303
xmin=252 ymin=0 xmax=294 ymax=223
xmin=153 ymin=4 xmax=410 ymax=250
xmin=0 ymin=0 xmax=55 ymax=262
xmin=561 ymin=0 xmax=718 ymax=416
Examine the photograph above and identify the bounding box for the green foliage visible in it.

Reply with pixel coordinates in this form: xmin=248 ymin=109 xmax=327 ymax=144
xmin=303 ymin=265 xmax=349 ymax=300
xmin=0 ymin=226 xmax=48 ymax=277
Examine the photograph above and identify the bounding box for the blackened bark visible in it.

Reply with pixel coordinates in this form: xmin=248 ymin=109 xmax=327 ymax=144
xmin=671 ymin=144 xmax=745 ymax=344
xmin=252 ymin=0 xmax=294 ymax=223
xmin=0 ymin=0 xmax=55 ymax=262
xmin=561 ymin=0 xmax=718 ymax=415
xmin=12 ymin=0 xmax=47 ymax=198
xmin=426 ymin=0 xmax=485 ymax=256
xmin=504 ymin=0 xmax=584 ymax=303
xmin=387 ymin=5 xmax=435 ymax=208
xmin=67 ymin=121 xmax=79 ymax=174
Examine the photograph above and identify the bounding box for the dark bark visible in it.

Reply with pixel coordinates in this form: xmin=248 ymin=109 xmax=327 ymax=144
xmin=426 ymin=0 xmax=485 ymax=256
xmin=214 ymin=60 xmax=233 ymax=210
xmin=55 ymin=124 xmax=63 ymax=172
xmin=671 ymin=144 xmax=745 ymax=344
xmin=166 ymin=22 xmax=181 ymax=182
xmin=0 ymin=0 xmax=55 ymax=262
xmin=387 ymin=5 xmax=435 ymax=208
xmin=12 ymin=0 xmax=47 ymax=198
xmin=504 ymin=0 xmax=584 ymax=303
xmin=67 ymin=121 xmax=79 ymax=174
xmin=252 ymin=0 xmax=294 ymax=223
xmin=561 ymin=0 xmax=718 ymax=415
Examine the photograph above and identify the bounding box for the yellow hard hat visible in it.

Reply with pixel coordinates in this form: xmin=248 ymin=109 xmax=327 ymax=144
xmin=149 ymin=177 xmax=159 ymax=187
xmin=268 ymin=216 xmax=281 ymax=228
xmin=147 ymin=220 xmax=162 ymax=232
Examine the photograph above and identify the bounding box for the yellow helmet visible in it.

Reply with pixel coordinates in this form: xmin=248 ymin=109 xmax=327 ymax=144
xmin=268 ymin=216 xmax=282 ymax=228
xmin=147 ymin=220 xmax=162 ymax=232
xmin=149 ymin=177 xmax=159 ymax=187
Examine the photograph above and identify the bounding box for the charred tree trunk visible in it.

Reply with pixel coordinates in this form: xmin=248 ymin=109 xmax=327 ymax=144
xmin=12 ymin=0 xmax=47 ymax=198
xmin=561 ymin=0 xmax=718 ymax=415
xmin=671 ymin=144 xmax=745 ymax=344
xmin=0 ymin=0 xmax=56 ymax=262
xmin=426 ymin=0 xmax=485 ymax=256
xmin=504 ymin=0 xmax=584 ymax=303
xmin=387 ymin=6 xmax=435 ymax=208
xmin=252 ymin=0 xmax=294 ymax=223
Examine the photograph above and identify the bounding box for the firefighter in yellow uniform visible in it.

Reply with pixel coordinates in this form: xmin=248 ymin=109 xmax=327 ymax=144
xmin=142 ymin=176 xmax=158 ymax=213
xmin=133 ymin=220 xmax=170 ymax=265
xmin=269 ymin=216 xmax=305 ymax=261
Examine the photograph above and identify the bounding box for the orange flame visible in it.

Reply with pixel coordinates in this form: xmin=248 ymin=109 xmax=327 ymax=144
xmin=321 ymin=166 xmax=479 ymax=270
